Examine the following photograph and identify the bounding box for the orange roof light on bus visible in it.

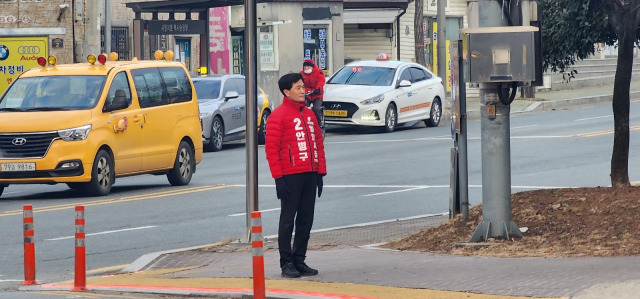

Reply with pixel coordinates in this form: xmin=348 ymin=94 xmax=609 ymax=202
xmin=164 ymin=50 xmax=175 ymax=61
xmin=154 ymin=50 xmax=164 ymax=60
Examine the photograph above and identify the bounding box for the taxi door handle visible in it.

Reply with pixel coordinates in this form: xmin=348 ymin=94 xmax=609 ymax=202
xmin=133 ymin=114 xmax=146 ymax=123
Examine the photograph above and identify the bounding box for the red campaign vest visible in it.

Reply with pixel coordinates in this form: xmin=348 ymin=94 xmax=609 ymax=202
xmin=265 ymin=97 xmax=327 ymax=179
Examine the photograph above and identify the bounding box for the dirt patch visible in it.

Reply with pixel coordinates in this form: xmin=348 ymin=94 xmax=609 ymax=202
xmin=383 ymin=187 xmax=640 ymax=257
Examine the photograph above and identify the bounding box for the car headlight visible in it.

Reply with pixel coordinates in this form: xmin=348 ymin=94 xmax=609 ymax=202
xmin=58 ymin=124 xmax=92 ymax=141
xmin=360 ymin=94 xmax=385 ymax=105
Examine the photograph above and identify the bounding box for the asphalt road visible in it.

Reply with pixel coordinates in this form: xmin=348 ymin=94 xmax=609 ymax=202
xmin=2 ymin=100 xmax=640 ymax=297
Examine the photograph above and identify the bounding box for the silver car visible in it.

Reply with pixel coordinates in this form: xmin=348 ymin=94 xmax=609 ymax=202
xmin=193 ymin=75 xmax=271 ymax=151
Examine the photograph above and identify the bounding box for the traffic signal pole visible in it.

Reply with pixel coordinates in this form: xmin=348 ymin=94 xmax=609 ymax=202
xmin=243 ymin=0 xmax=259 ymax=243
xmin=467 ymin=0 xmax=522 ymax=242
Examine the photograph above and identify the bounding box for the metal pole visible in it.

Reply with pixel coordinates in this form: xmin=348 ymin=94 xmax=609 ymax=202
xmin=457 ymin=42 xmax=469 ymax=220
xmin=468 ymin=0 xmax=521 ymax=242
xmin=243 ymin=0 xmax=259 ymax=243
xmin=436 ymin=0 xmax=446 ymax=80
xmin=104 ymin=0 xmax=111 ymax=54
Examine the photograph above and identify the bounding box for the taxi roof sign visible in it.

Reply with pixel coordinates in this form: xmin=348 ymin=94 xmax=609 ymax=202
xmin=376 ymin=53 xmax=390 ymax=61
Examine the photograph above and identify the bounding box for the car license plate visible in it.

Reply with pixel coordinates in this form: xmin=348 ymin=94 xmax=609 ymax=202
xmin=324 ymin=110 xmax=347 ymax=117
xmin=1 ymin=162 xmax=36 ymax=172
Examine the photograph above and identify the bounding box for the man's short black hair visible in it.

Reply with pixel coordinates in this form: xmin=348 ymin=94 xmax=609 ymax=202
xmin=278 ymin=73 xmax=303 ymax=96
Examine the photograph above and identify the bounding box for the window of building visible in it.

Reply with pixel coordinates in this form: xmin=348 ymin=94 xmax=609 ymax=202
xmin=101 ymin=26 xmax=131 ymax=61
xmin=303 ymin=25 xmax=330 ymax=76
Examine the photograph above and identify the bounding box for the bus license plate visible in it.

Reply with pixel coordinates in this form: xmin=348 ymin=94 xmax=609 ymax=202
xmin=1 ymin=162 xmax=36 ymax=172
xmin=324 ymin=110 xmax=347 ymax=117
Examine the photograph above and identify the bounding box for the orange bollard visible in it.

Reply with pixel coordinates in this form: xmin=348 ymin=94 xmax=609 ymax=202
xmin=71 ymin=206 xmax=87 ymax=291
xmin=21 ymin=204 xmax=38 ymax=285
xmin=251 ymin=211 xmax=266 ymax=299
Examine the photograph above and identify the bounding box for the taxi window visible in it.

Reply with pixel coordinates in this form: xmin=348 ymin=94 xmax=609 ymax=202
xmin=131 ymin=68 xmax=166 ymax=108
xmin=399 ymin=69 xmax=413 ymax=83
xmin=222 ymin=78 xmax=240 ymax=97
xmin=409 ymin=67 xmax=429 ymax=82
xmin=229 ymin=78 xmax=245 ymax=95
xmin=159 ymin=67 xmax=192 ymax=103
xmin=104 ymin=72 xmax=132 ymax=111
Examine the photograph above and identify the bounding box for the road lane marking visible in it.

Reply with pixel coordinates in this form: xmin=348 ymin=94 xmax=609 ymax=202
xmin=46 ymin=226 xmax=157 ymax=241
xmin=511 ymin=125 xmax=540 ymax=130
xmin=362 ymin=187 xmax=427 ymax=197
xmin=228 ymin=207 xmax=281 ymax=217
xmin=575 ymin=115 xmax=612 ymax=121
xmin=262 ymin=213 xmax=449 ymax=239
xmin=0 ymin=185 xmax=237 ymax=217
xmin=327 ymin=136 xmax=451 ymax=145
xmin=571 ymin=125 xmax=640 ymax=137
xmin=0 ymin=273 xmax=22 ymax=282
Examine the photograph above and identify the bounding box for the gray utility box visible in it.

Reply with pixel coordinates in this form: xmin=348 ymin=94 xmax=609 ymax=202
xmin=462 ymin=26 xmax=538 ymax=83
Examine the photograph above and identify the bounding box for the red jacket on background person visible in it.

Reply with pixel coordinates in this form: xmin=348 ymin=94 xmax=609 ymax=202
xmin=300 ymin=59 xmax=325 ymax=102
xmin=265 ymin=96 xmax=327 ymax=179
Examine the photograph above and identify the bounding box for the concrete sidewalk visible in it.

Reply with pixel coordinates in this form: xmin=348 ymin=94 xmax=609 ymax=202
xmin=20 ymin=81 xmax=640 ymax=299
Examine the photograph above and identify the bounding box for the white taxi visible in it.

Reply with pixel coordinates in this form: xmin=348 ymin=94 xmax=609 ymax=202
xmin=323 ymin=56 xmax=444 ymax=132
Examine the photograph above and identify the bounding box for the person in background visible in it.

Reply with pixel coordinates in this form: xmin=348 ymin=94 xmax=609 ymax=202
xmin=300 ymin=59 xmax=325 ymax=129
xmin=265 ymin=72 xmax=327 ymax=278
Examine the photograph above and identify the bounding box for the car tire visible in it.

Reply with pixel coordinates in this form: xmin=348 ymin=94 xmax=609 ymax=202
xmin=0 ymin=185 xmax=4 ymax=197
xmin=383 ymin=103 xmax=397 ymax=133
xmin=258 ymin=109 xmax=270 ymax=145
xmin=205 ymin=116 xmax=224 ymax=152
xmin=425 ymin=98 xmax=442 ymax=127
xmin=167 ymin=141 xmax=195 ymax=186
xmin=67 ymin=183 xmax=84 ymax=191
xmin=83 ymin=149 xmax=114 ymax=196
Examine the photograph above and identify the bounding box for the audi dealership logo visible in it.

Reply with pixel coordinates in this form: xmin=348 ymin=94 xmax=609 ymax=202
xmin=0 ymin=45 xmax=8 ymax=61
xmin=11 ymin=138 xmax=27 ymax=146
xmin=331 ymin=104 xmax=342 ymax=109
xmin=17 ymin=46 xmax=40 ymax=55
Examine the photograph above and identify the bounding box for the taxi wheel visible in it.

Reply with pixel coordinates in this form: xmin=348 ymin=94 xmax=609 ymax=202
xmin=425 ymin=98 xmax=442 ymax=127
xmin=0 ymin=185 xmax=4 ymax=197
xmin=205 ymin=116 xmax=224 ymax=152
xmin=258 ymin=110 xmax=270 ymax=145
xmin=383 ymin=103 xmax=397 ymax=133
xmin=84 ymin=150 xmax=114 ymax=196
xmin=168 ymin=141 xmax=194 ymax=186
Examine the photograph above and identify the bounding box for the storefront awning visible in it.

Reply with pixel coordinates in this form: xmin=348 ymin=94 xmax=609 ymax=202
xmin=343 ymin=9 xmax=402 ymax=24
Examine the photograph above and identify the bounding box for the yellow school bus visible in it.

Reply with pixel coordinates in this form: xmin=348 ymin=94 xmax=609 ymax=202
xmin=0 ymin=51 xmax=203 ymax=197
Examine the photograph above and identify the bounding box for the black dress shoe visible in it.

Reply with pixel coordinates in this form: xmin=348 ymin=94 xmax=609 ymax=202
xmin=281 ymin=262 xmax=301 ymax=278
xmin=294 ymin=262 xmax=318 ymax=276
